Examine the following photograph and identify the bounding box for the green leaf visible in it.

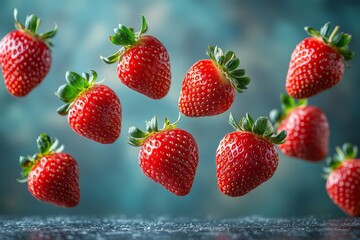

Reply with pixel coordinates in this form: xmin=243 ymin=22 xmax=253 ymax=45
xmin=336 ymin=34 xmax=352 ymax=48
xmin=37 ymin=133 xmax=52 ymax=154
xmin=111 ymin=25 xmax=136 ymax=46
xmin=305 ymin=26 xmax=321 ymax=38
xmin=39 ymin=24 xmax=58 ymax=39
xmin=66 ymin=71 xmax=85 ymax=90
xmin=224 ymin=58 xmax=240 ymax=71
xmin=140 ymin=15 xmax=148 ymax=34
xmin=224 ymin=51 xmax=235 ymax=63
xmin=100 ymin=50 xmax=121 ymax=64
xmin=270 ymin=130 xmax=287 ymax=144
xmin=57 ymin=103 xmax=71 ymax=116
xmin=128 ymin=127 xmax=147 ymax=138
xmin=320 ymin=22 xmax=330 ymax=38
xmin=56 ymin=84 xmax=79 ymax=103
xmin=228 ymin=113 xmax=241 ymax=131
xmin=25 ymin=14 xmax=40 ymax=33
xmin=253 ymin=117 xmax=271 ymax=136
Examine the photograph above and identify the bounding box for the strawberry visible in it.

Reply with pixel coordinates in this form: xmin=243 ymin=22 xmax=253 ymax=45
xmin=101 ymin=15 xmax=171 ymax=99
xmin=178 ymin=46 xmax=250 ymax=117
xmin=17 ymin=134 xmax=80 ymax=207
xmin=0 ymin=9 xmax=57 ymax=97
xmin=216 ymin=113 xmax=286 ymax=197
xmin=325 ymin=143 xmax=360 ymax=217
xmin=286 ymin=22 xmax=354 ymax=99
xmin=128 ymin=115 xmax=199 ymax=196
xmin=270 ymin=94 xmax=329 ymax=161
xmin=56 ymin=70 xmax=121 ymax=144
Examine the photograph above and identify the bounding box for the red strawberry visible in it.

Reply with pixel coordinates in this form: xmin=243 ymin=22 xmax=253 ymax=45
xmin=286 ymin=22 xmax=354 ymax=98
xmin=216 ymin=113 xmax=286 ymax=197
xmin=56 ymin=70 xmax=122 ymax=144
xmin=101 ymin=15 xmax=171 ymax=99
xmin=128 ymin=115 xmax=199 ymax=196
xmin=0 ymin=9 xmax=57 ymax=97
xmin=17 ymin=134 xmax=80 ymax=207
xmin=325 ymin=143 xmax=360 ymax=217
xmin=178 ymin=46 xmax=250 ymax=117
xmin=270 ymin=94 xmax=329 ymax=161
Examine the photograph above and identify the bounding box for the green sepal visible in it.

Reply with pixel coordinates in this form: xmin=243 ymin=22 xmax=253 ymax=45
xmin=229 ymin=113 xmax=286 ymax=145
xmin=13 ymin=8 xmax=57 ymax=47
xmin=128 ymin=113 xmax=181 ymax=147
xmin=269 ymin=94 xmax=308 ymax=128
xmin=101 ymin=15 xmax=149 ymax=65
xmin=55 ymin=70 xmax=99 ymax=116
xmin=323 ymin=143 xmax=359 ymax=178
xmin=17 ymin=133 xmax=64 ymax=183
xmin=206 ymin=45 xmax=251 ymax=93
xmin=305 ymin=22 xmax=354 ymax=61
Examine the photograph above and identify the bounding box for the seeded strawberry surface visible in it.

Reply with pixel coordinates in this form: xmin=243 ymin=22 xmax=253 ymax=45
xmin=0 ymin=30 xmax=51 ymax=97
xmin=286 ymin=37 xmax=344 ymax=98
xmin=326 ymin=160 xmax=360 ymax=217
xmin=278 ymin=106 xmax=329 ymax=161
xmin=178 ymin=59 xmax=234 ymax=117
xmin=139 ymin=129 xmax=199 ymax=196
xmin=68 ymin=84 xmax=122 ymax=144
xmin=28 ymin=153 xmax=80 ymax=208
xmin=216 ymin=131 xmax=279 ymax=197
xmin=117 ymin=35 xmax=171 ymax=99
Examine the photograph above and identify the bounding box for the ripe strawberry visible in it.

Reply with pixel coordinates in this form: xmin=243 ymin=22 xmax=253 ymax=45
xmin=17 ymin=133 xmax=80 ymax=207
xmin=178 ymin=46 xmax=250 ymax=117
xmin=216 ymin=113 xmax=286 ymax=197
xmin=325 ymin=143 xmax=360 ymax=217
xmin=286 ymin=22 xmax=354 ymax=98
xmin=0 ymin=9 xmax=57 ymax=97
xmin=128 ymin=115 xmax=199 ymax=196
xmin=101 ymin=15 xmax=171 ymax=99
xmin=56 ymin=70 xmax=122 ymax=144
xmin=270 ymin=94 xmax=329 ymax=161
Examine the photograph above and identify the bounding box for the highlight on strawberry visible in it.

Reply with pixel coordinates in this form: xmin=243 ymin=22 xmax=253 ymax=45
xmin=17 ymin=133 xmax=80 ymax=208
xmin=286 ymin=22 xmax=355 ymax=99
xmin=128 ymin=114 xmax=199 ymax=196
xmin=178 ymin=46 xmax=251 ymax=117
xmin=101 ymin=15 xmax=171 ymax=99
xmin=270 ymin=94 xmax=329 ymax=161
xmin=0 ymin=9 xmax=57 ymax=97
xmin=324 ymin=143 xmax=360 ymax=217
xmin=56 ymin=70 xmax=122 ymax=144
xmin=216 ymin=113 xmax=286 ymax=197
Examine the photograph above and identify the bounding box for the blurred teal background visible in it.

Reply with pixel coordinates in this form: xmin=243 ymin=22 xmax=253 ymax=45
xmin=1 ymin=0 xmax=360 ymax=218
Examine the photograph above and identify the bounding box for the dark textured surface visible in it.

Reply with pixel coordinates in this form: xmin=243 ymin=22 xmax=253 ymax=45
xmin=0 ymin=216 xmax=359 ymax=239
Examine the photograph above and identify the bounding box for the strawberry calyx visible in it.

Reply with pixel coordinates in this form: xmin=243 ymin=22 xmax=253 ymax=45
xmin=207 ymin=46 xmax=251 ymax=93
xmin=55 ymin=70 xmax=99 ymax=115
xmin=269 ymin=94 xmax=307 ymax=127
xmin=305 ymin=22 xmax=354 ymax=61
xmin=324 ymin=143 xmax=359 ymax=177
xmin=17 ymin=133 xmax=64 ymax=183
xmin=13 ymin=8 xmax=57 ymax=47
xmin=128 ymin=114 xmax=181 ymax=147
xmin=229 ymin=113 xmax=286 ymax=144
xmin=100 ymin=15 xmax=148 ymax=64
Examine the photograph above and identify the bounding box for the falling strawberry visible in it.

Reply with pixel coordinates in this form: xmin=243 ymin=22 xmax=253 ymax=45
xmin=128 ymin=115 xmax=199 ymax=196
xmin=325 ymin=143 xmax=360 ymax=217
xmin=17 ymin=133 xmax=80 ymax=207
xmin=178 ymin=46 xmax=250 ymax=117
xmin=270 ymin=94 xmax=329 ymax=161
xmin=216 ymin=113 xmax=286 ymax=197
xmin=101 ymin=15 xmax=171 ymax=99
xmin=56 ymin=70 xmax=122 ymax=144
xmin=286 ymin=22 xmax=354 ymax=99
xmin=0 ymin=9 xmax=57 ymax=97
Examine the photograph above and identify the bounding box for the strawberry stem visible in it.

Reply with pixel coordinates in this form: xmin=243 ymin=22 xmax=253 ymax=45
xmin=324 ymin=143 xmax=359 ymax=177
xmin=13 ymin=8 xmax=57 ymax=47
xmin=17 ymin=134 xmax=64 ymax=183
xmin=128 ymin=113 xmax=181 ymax=147
xmin=229 ymin=113 xmax=286 ymax=144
